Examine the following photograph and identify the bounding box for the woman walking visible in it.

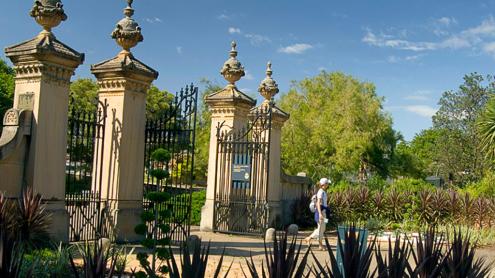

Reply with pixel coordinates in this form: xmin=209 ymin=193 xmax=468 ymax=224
xmin=305 ymin=178 xmax=330 ymax=250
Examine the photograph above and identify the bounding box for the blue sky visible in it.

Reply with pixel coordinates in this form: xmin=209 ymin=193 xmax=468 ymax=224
xmin=2 ymin=0 xmax=495 ymax=140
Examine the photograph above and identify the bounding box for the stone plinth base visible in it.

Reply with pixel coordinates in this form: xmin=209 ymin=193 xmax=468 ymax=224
xmin=267 ymin=201 xmax=282 ymax=229
xmin=114 ymin=201 xmax=143 ymax=243
xmin=45 ymin=200 xmax=69 ymax=243
xmin=200 ymin=199 xmax=215 ymax=232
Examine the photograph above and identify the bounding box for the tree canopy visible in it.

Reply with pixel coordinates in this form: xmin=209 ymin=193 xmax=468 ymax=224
xmin=68 ymin=78 xmax=173 ymax=119
xmin=193 ymin=79 xmax=222 ymax=181
xmin=0 ymin=59 xmax=15 ymax=121
xmin=431 ymin=73 xmax=494 ymax=184
xmin=278 ymin=71 xmax=398 ymax=182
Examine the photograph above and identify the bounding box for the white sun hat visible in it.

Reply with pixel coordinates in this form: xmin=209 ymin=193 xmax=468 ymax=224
xmin=319 ymin=178 xmax=331 ymax=185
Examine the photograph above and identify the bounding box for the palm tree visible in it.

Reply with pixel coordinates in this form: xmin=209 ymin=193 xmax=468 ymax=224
xmin=478 ymin=97 xmax=495 ymax=161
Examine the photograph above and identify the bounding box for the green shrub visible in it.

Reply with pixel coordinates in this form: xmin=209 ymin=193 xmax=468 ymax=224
xmin=388 ymin=177 xmax=435 ymax=193
xmin=21 ymin=246 xmax=73 ymax=278
xmin=463 ymin=171 xmax=495 ymax=198
xmin=328 ymin=180 xmax=352 ymax=193
xmin=327 ymin=179 xmax=495 ymax=232
xmin=136 ymin=148 xmax=173 ymax=277
xmin=366 ymin=175 xmax=387 ymax=191
xmin=190 ymin=190 xmax=206 ymax=226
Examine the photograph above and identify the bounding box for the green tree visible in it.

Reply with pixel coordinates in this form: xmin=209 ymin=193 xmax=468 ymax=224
xmin=389 ymin=139 xmax=424 ymax=179
xmin=432 ymin=73 xmax=494 ymax=184
xmin=146 ymin=85 xmax=173 ymax=120
xmin=69 ymin=78 xmax=98 ymax=113
xmin=135 ymin=148 xmax=172 ymax=277
xmin=69 ymin=78 xmax=173 ymax=119
xmin=0 ymin=59 xmax=15 ymax=121
xmin=279 ymin=71 xmax=397 ymax=182
xmin=409 ymin=128 xmax=443 ymax=177
xmin=193 ymin=79 xmax=222 ymax=181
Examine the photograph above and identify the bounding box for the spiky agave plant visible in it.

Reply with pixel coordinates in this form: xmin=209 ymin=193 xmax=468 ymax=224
xmin=446 ymin=190 xmax=462 ymax=224
xmin=0 ymin=189 xmax=47 ymax=278
xmin=461 ymin=194 xmax=474 ymax=226
xmin=372 ymin=191 xmax=386 ymax=219
xmin=375 ymin=236 xmax=413 ymax=278
xmin=167 ymin=239 xmax=232 ymax=278
xmin=243 ymin=231 xmax=311 ymax=278
xmin=0 ymin=193 xmax=22 ymax=278
xmin=472 ymin=198 xmax=489 ymax=229
xmin=69 ymin=240 xmax=120 ymax=278
xmin=386 ymin=189 xmax=405 ymax=223
xmin=15 ymin=187 xmax=50 ymax=248
xmin=313 ymin=225 xmax=376 ymax=278
xmin=441 ymin=228 xmax=493 ymax=278
xmin=410 ymin=226 xmax=445 ymax=278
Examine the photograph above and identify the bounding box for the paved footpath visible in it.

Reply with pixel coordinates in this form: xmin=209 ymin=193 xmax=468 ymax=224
xmin=187 ymin=227 xmax=495 ymax=277
xmin=122 ymin=226 xmax=495 ymax=277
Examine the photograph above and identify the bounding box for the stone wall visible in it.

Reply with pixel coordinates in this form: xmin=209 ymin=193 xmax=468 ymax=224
xmin=279 ymin=172 xmax=312 ymax=226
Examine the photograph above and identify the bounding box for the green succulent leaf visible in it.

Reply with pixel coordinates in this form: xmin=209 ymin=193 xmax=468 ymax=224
xmin=134 ymin=223 xmax=148 ymax=235
xmin=141 ymin=211 xmax=155 ymax=222
xmin=157 ymin=248 xmax=170 ymax=260
xmin=141 ymin=238 xmax=155 ymax=249
xmin=159 ymin=265 xmax=169 ymax=274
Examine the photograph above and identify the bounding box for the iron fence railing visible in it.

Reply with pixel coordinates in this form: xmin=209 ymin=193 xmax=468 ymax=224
xmin=65 ymin=99 xmax=108 ymax=242
xmin=143 ymin=84 xmax=198 ymax=243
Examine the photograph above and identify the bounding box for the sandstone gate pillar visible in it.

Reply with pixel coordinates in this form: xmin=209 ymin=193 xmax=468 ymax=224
xmin=91 ymin=0 xmax=158 ymax=242
xmin=200 ymin=42 xmax=256 ymax=232
xmin=252 ymin=62 xmax=289 ymax=227
xmin=2 ymin=0 xmax=84 ymax=242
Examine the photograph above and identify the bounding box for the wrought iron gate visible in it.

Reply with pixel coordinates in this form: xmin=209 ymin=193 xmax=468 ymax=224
xmin=65 ymin=99 xmax=110 ymax=242
xmin=213 ymin=106 xmax=272 ymax=235
xmin=143 ymin=84 xmax=198 ymax=243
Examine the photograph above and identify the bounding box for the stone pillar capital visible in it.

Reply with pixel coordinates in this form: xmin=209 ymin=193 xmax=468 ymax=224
xmin=5 ymin=32 xmax=84 ymax=88
xmin=91 ymin=53 xmax=158 ymax=90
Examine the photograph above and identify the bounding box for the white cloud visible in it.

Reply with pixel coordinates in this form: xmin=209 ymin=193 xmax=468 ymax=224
xmin=462 ymin=17 xmax=495 ymax=37
xmin=437 ymin=17 xmax=457 ymax=27
xmin=176 ymin=46 xmax=183 ymax=55
xmin=278 ymin=43 xmax=314 ymax=54
xmin=244 ymin=71 xmax=254 ymax=80
xmin=145 ymin=17 xmax=162 ymax=24
xmin=483 ymin=42 xmax=495 ymax=56
xmin=404 ymin=105 xmax=437 ymax=117
xmin=404 ymin=90 xmax=435 ymax=101
xmin=228 ymin=27 xmax=241 ymax=34
xmin=227 ymin=28 xmax=271 ymax=46
xmin=387 ymin=54 xmax=422 ymax=63
xmin=405 ymin=95 xmax=430 ymax=101
xmin=318 ymin=66 xmax=327 ymax=72
xmin=217 ymin=14 xmax=230 ymax=20
xmin=363 ymin=17 xmax=495 ymax=56
xmin=244 ymin=33 xmax=271 ymax=46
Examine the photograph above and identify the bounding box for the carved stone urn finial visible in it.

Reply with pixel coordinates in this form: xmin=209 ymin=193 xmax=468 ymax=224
xmin=30 ymin=0 xmax=67 ymax=36
xmin=220 ymin=41 xmax=245 ymax=87
xmin=112 ymin=0 xmax=143 ymax=55
xmin=258 ymin=61 xmax=279 ymax=102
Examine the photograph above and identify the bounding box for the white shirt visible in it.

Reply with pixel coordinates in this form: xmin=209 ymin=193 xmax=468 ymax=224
xmin=316 ymin=188 xmax=327 ymax=207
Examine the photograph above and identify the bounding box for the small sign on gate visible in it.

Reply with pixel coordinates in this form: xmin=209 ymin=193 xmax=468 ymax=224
xmin=232 ymin=164 xmax=251 ymax=182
